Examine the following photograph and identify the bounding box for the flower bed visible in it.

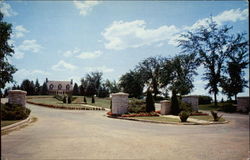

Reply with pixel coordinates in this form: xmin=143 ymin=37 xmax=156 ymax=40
xmin=107 ymin=111 xmax=159 ymax=117
xmin=27 ymin=101 xmax=105 ymax=110
xmin=190 ymin=112 xmax=209 ymax=116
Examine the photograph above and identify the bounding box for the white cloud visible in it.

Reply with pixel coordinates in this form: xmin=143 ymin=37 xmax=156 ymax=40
xmin=0 ymin=1 xmax=17 ymax=17
xmin=52 ymin=60 xmax=77 ymax=71
xmin=76 ymin=50 xmax=102 ymax=59
xmin=171 ymin=8 xmax=248 ymax=46
xmin=102 ymin=20 xmax=179 ymax=50
xmin=14 ymin=25 xmax=29 ymax=38
xmin=85 ymin=65 xmax=114 ymax=73
xmin=15 ymin=69 xmax=50 ymax=77
xmin=73 ymin=0 xmax=100 ymax=16
xmin=13 ymin=51 xmax=24 ymax=59
xmin=63 ymin=48 xmax=80 ymax=57
xmin=17 ymin=40 xmax=42 ymax=53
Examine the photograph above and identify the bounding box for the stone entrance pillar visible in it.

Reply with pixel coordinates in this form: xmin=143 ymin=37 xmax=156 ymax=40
xmin=160 ymin=100 xmax=171 ymax=115
xmin=111 ymin=92 xmax=129 ymax=115
xmin=8 ymin=90 xmax=27 ymax=107
xmin=182 ymin=95 xmax=199 ymax=112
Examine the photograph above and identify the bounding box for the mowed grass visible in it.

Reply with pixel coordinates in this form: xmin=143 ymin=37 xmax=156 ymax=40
xmin=27 ymin=96 xmax=111 ymax=109
xmin=1 ymin=120 xmax=21 ymax=127
xmin=129 ymin=116 xmax=180 ymax=123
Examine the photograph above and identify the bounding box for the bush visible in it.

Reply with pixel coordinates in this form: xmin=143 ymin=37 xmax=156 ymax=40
xmin=128 ymin=99 xmax=146 ymax=113
xmin=179 ymin=111 xmax=190 ymax=122
xmin=198 ymin=95 xmax=213 ymax=105
xmin=210 ymin=110 xmax=223 ymax=121
xmin=180 ymin=101 xmax=192 ymax=112
xmin=84 ymin=96 xmax=87 ymax=103
xmin=92 ymin=95 xmax=95 ymax=103
xmin=63 ymin=96 xmax=67 ymax=103
xmin=54 ymin=95 xmax=63 ymax=101
xmin=68 ymin=96 xmax=72 ymax=104
xmin=219 ymin=103 xmax=236 ymax=113
xmin=146 ymin=91 xmax=155 ymax=112
xmin=1 ymin=103 xmax=31 ymax=120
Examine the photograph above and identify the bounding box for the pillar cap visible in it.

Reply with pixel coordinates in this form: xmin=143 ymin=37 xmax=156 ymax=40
xmin=160 ymin=100 xmax=170 ymax=103
xmin=8 ymin=90 xmax=27 ymax=94
xmin=111 ymin=92 xmax=129 ymax=96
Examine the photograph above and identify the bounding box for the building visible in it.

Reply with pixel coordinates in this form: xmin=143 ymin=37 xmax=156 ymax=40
xmin=46 ymin=79 xmax=73 ymax=95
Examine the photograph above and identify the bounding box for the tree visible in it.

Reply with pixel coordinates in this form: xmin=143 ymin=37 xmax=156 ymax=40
xmin=97 ymin=84 xmax=109 ymax=98
xmin=0 ymin=11 xmax=17 ymax=95
xmin=105 ymin=79 xmax=120 ymax=94
xmin=82 ymin=72 xmax=103 ymax=96
xmin=20 ymin=79 xmax=35 ymax=95
xmin=40 ymin=82 xmax=48 ymax=95
xmin=220 ymin=33 xmax=249 ymax=101
xmin=171 ymin=89 xmax=180 ymax=115
xmin=178 ymin=18 xmax=234 ymax=107
xmin=119 ymin=70 xmax=144 ymax=98
xmin=34 ymin=79 xmax=40 ymax=95
xmin=145 ymin=90 xmax=155 ymax=112
xmin=136 ymin=56 xmax=164 ymax=99
xmin=72 ymin=83 xmax=79 ymax=95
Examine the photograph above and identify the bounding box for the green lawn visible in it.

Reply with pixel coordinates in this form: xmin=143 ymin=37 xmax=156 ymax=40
xmin=1 ymin=120 xmax=21 ymax=127
xmin=199 ymin=103 xmax=220 ymax=111
xmin=190 ymin=115 xmax=225 ymax=122
xmin=129 ymin=116 xmax=180 ymax=123
xmin=27 ymin=96 xmax=111 ymax=109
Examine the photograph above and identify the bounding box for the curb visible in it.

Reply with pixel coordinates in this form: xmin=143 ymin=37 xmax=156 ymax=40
xmin=107 ymin=116 xmax=229 ymax=125
xmin=1 ymin=116 xmax=31 ymax=133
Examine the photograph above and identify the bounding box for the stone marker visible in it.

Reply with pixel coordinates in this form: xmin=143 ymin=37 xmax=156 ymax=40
xmin=237 ymin=97 xmax=249 ymax=112
xmin=160 ymin=100 xmax=171 ymax=115
xmin=182 ymin=95 xmax=199 ymax=112
xmin=111 ymin=92 xmax=129 ymax=115
xmin=8 ymin=90 xmax=27 ymax=107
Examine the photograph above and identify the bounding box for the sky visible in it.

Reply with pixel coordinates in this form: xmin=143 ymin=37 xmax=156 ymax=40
xmin=1 ymin=0 xmax=249 ymax=99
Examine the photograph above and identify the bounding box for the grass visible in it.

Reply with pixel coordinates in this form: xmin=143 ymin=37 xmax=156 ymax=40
xmin=1 ymin=120 xmax=21 ymax=127
xmin=128 ymin=116 xmax=180 ymax=123
xmin=190 ymin=115 xmax=225 ymax=122
xmin=27 ymin=96 xmax=111 ymax=109
xmin=199 ymin=103 xmax=220 ymax=111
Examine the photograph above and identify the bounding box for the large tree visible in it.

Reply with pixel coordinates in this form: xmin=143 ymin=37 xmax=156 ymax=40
xmin=0 ymin=12 xmax=17 ymax=92
xmin=178 ymin=18 xmax=234 ymax=107
xmin=119 ymin=70 xmax=144 ymax=98
xmin=105 ymin=79 xmax=120 ymax=94
xmin=72 ymin=83 xmax=79 ymax=96
xmin=136 ymin=56 xmax=164 ymax=99
xmin=220 ymin=33 xmax=249 ymax=101
xmin=81 ymin=72 xmax=103 ymax=96
xmin=20 ymin=79 xmax=35 ymax=95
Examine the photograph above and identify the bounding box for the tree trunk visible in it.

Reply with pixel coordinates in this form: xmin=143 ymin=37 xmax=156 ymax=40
xmin=234 ymin=94 xmax=237 ymax=104
xmin=214 ymin=93 xmax=217 ymax=107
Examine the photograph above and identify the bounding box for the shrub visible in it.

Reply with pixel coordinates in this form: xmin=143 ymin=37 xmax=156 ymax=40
xmin=128 ymin=98 xmax=146 ymax=113
xmin=110 ymin=100 xmax=112 ymax=110
xmin=178 ymin=111 xmax=190 ymax=122
xmin=210 ymin=110 xmax=223 ymax=121
xmin=84 ymin=96 xmax=87 ymax=103
xmin=63 ymin=96 xmax=67 ymax=103
xmin=180 ymin=101 xmax=192 ymax=112
xmin=68 ymin=96 xmax=72 ymax=104
xmin=219 ymin=103 xmax=236 ymax=113
xmin=146 ymin=91 xmax=155 ymax=112
xmin=171 ymin=91 xmax=180 ymax=115
xmin=54 ymin=95 xmax=63 ymax=101
xmin=92 ymin=95 xmax=95 ymax=103
xmin=1 ymin=103 xmax=31 ymax=120
xmin=198 ymin=95 xmax=213 ymax=105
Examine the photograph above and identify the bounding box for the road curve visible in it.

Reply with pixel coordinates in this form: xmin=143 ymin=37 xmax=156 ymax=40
xmin=1 ymin=100 xmax=249 ymax=160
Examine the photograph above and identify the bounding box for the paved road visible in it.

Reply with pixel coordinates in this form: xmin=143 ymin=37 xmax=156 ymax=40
xmin=1 ymin=99 xmax=249 ymax=160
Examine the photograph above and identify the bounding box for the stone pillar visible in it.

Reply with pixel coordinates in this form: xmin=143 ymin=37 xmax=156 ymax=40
xmin=160 ymin=100 xmax=171 ymax=115
xmin=111 ymin=92 xmax=129 ymax=115
xmin=8 ymin=90 xmax=27 ymax=107
xmin=182 ymin=96 xmax=199 ymax=112
xmin=237 ymin=97 xmax=249 ymax=112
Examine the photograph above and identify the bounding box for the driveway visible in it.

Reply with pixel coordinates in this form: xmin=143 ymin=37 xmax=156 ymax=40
xmin=1 ymin=99 xmax=249 ymax=160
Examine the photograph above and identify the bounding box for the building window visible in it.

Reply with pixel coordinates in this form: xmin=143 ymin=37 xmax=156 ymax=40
xmin=49 ymin=84 xmax=54 ymax=90
xmin=66 ymin=84 xmax=70 ymax=90
xmin=58 ymin=84 xmax=62 ymax=90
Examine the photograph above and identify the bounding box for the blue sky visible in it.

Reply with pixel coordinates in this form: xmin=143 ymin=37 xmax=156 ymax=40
xmin=1 ymin=1 xmax=249 ymax=99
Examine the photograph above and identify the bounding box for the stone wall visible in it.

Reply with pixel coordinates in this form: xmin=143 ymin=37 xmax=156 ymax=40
xmin=237 ymin=97 xmax=249 ymax=112
xmin=8 ymin=90 xmax=27 ymax=107
xmin=111 ymin=92 xmax=129 ymax=115
xmin=182 ymin=96 xmax=199 ymax=112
